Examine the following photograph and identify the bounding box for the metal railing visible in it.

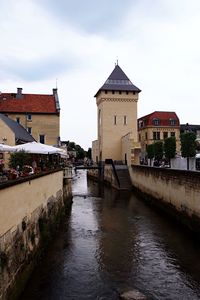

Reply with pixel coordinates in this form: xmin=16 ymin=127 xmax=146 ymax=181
xmin=63 ymin=166 xmax=73 ymax=179
xmin=105 ymin=159 xmax=120 ymax=188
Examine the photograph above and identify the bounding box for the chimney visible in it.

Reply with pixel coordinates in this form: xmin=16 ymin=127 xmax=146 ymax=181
xmin=53 ymin=88 xmax=60 ymax=111
xmin=52 ymin=88 xmax=57 ymax=96
xmin=16 ymin=87 xmax=23 ymax=99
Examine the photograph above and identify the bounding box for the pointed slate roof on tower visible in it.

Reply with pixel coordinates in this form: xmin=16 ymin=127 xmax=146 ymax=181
xmin=94 ymin=64 xmax=141 ymax=97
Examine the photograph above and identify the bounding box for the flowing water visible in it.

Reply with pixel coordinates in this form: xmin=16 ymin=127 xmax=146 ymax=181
xmin=20 ymin=170 xmax=200 ymax=299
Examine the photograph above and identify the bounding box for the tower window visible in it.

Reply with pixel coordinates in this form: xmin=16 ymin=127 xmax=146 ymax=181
xmin=112 ymin=91 xmax=115 ymax=94
xmin=114 ymin=115 xmax=117 ymax=125
xmin=126 ymin=91 xmax=129 ymax=95
xmin=16 ymin=117 xmax=20 ymax=124
xmin=98 ymin=109 xmax=101 ymax=125
xmin=119 ymin=91 xmax=121 ymax=94
xmin=124 ymin=115 xmax=127 ymax=125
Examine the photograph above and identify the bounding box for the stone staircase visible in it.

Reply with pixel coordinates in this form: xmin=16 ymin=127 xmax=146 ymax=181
xmin=115 ymin=165 xmax=132 ymax=190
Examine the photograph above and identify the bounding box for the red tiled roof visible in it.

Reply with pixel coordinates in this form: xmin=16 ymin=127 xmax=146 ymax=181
xmin=138 ymin=111 xmax=180 ymax=127
xmin=0 ymin=93 xmax=58 ymax=114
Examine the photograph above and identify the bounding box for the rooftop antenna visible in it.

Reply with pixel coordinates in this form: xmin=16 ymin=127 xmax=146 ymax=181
xmin=56 ymin=78 xmax=58 ymax=89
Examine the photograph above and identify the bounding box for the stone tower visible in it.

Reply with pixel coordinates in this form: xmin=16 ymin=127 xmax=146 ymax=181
xmin=92 ymin=64 xmax=141 ymax=162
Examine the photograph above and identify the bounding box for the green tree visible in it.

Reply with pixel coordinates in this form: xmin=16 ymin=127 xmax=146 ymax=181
xmin=154 ymin=141 xmax=163 ymax=162
xmin=180 ymin=132 xmax=196 ymax=170
xmin=164 ymin=137 xmax=176 ymax=167
xmin=67 ymin=141 xmax=76 ymax=151
xmin=9 ymin=150 xmax=30 ymax=170
xmin=75 ymin=144 xmax=85 ymax=159
xmin=66 ymin=141 xmax=86 ymax=160
xmin=146 ymin=144 xmax=154 ymax=166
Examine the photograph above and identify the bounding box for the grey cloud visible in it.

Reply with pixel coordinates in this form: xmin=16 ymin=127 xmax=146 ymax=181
xmin=36 ymin=0 xmax=134 ymax=35
xmin=0 ymin=55 xmax=75 ymax=81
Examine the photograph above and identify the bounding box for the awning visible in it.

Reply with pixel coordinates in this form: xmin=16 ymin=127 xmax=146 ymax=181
xmin=12 ymin=142 xmax=63 ymax=155
xmin=0 ymin=143 xmax=15 ymax=152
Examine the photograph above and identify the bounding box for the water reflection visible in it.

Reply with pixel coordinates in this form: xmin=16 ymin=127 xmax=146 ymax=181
xmin=20 ymin=171 xmax=200 ymax=300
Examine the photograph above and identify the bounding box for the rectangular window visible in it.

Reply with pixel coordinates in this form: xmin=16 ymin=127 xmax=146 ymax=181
xmin=27 ymin=114 xmax=32 ymax=121
xmin=16 ymin=117 xmax=20 ymax=124
xmin=169 ymin=119 xmax=176 ymax=126
xmin=170 ymin=132 xmax=175 ymax=137
xmin=153 ymin=131 xmax=160 ymax=140
xmin=39 ymin=134 xmax=45 ymax=144
xmin=98 ymin=109 xmax=101 ymax=125
xmin=27 ymin=127 xmax=32 ymax=134
xmin=124 ymin=115 xmax=127 ymax=125
xmin=163 ymin=132 xmax=168 ymax=139
xmin=114 ymin=115 xmax=117 ymax=125
xmin=153 ymin=118 xmax=160 ymax=126
xmin=145 ymin=132 xmax=148 ymax=140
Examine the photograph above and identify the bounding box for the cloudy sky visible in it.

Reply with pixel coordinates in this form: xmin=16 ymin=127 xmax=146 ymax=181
xmin=1 ymin=0 xmax=200 ymax=150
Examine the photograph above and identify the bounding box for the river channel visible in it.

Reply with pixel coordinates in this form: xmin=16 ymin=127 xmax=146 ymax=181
xmin=20 ymin=170 xmax=200 ymax=299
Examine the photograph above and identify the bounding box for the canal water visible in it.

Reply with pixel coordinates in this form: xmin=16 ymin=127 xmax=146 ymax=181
xmin=21 ymin=170 xmax=200 ymax=300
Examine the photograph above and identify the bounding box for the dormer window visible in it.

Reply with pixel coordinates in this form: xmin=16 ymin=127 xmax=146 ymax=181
xmin=169 ymin=119 xmax=176 ymax=126
xmin=139 ymin=120 xmax=144 ymax=128
xmin=153 ymin=118 xmax=160 ymax=126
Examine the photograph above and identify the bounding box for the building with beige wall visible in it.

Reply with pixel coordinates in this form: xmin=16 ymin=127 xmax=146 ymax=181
xmin=122 ymin=132 xmax=141 ymax=166
xmin=0 ymin=113 xmax=35 ymax=166
xmin=0 ymin=87 xmax=60 ymax=146
xmin=138 ymin=111 xmax=180 ymax=160
xmin=92 ymin=64 xmax=141 ymax=163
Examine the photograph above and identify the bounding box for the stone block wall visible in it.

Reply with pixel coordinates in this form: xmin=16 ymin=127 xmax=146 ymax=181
xmin=0 ymin=170 xmax=72 ymax=300
xmin=130 ymin=165 xmax=200 ymax=232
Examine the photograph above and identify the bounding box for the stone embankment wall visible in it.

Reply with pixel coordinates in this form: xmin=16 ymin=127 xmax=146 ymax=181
xmin=130 ymin=165 xmax=200 ymax=232
xmin=87 ymin=166 xmax=119 ymax=188
xmin=0 ymin=170 xmax=72 ymax=300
